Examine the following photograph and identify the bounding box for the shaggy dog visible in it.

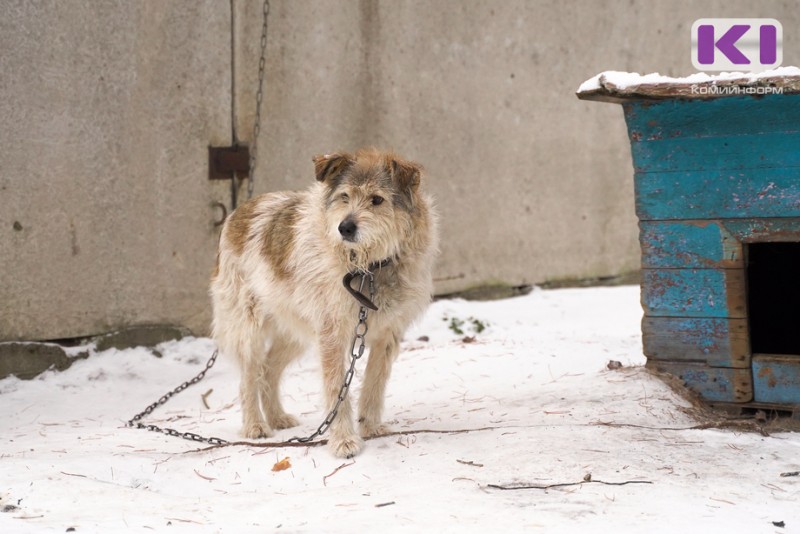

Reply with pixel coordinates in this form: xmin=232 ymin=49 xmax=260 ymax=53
xmin=210 ymin=149 xmax=437 ymax=458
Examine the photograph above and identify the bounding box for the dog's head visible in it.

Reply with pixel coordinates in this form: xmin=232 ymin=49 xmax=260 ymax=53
xmin=313 ymin=149 xmax=426 ymax=271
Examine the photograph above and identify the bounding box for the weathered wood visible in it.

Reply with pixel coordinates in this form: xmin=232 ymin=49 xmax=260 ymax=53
xmin=641 ymin=268 xmax=746 ymax=318
xmin=631 ymin=132 xmax=800 ymax=173
xmin=577 ymin=76 xmax=800 ymax=103
xmin=752 ymin=354 xmax=800 ymax=404
xmin=640 ymin=217 xmax=800 ymax=272
xmin=635 ymin=168 xmax=800 ymax=221
xmin=707 ymin=402 xmax=800 ymax=420
xmin=642 ymin=317 xmax=749 ymax=368
xmin=640 ymin=221 xmax=741 ymax=268
xmin=723 ymin=218 xmax=800 ymax=243
xmin=622 ymin=95 xmax=800 ymax=139
xmin=647 ymin=361 xmax=753 ymax=403
xmin=641 ymin=219 xmax=800 ymax=266
xmin=582 ymin=77 xmax=800 ymax=408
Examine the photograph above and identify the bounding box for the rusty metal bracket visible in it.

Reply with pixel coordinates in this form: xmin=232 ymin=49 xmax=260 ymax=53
xmin=209 ymin=145 xmax=250 ymax=181
xmin=209 ymin=145 xmax=251 ymax=211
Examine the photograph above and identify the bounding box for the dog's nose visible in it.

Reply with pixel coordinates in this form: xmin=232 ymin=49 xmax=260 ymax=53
xmin=338 ymin=219 xmax=358 ymax=242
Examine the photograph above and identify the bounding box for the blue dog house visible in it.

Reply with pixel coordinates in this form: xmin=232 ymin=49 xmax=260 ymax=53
xmin=579 ymin=71 xmax=800 ymax=416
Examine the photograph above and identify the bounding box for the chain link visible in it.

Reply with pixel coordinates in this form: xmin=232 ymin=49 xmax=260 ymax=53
xmin=126 ymin=349 xmax=230 ymax=446
xmin=127 ymin=271 xmax=376 ymax=447
xmin=247 ymin=0 xmax=270 ymax=200
xmin=287 ymin=272 xmax=374 ymax=443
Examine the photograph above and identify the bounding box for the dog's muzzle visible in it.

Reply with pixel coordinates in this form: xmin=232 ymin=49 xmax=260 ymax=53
xmin=338 ymin=217 xmax=358 ymax=242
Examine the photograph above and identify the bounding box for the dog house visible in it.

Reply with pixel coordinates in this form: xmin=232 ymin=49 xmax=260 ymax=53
xmin=578 ymin=70 xmax=800 ymax=416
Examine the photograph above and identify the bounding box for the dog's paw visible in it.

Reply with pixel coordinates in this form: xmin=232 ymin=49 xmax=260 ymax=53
xmin=242 ymin=421 xmax=273 ymax=439
xmin=271 ymin=412 xmax=300 ymax=430
xmin=359 ymin=421 xmax=391 ymax=438
xmin=329 ymin=434 xmax=365 ymax=458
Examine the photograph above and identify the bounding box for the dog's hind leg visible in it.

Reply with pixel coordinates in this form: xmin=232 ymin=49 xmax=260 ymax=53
xmin=213 ymin=317 xmax=272 ymax=438
xmin=358 ymin=330 xmax=400 ymax=437
xmin=319 ymin=321 xmax=364 ymax=458
xmin=217 ymin=300 xmax=272 ymax=439
xmin=259 ymin=330 xmax=303 ymax=430
xmin=236 ymin=323 xmax=273 ymax=439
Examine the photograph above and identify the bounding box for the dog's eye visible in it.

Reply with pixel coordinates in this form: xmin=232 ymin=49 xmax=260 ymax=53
xmin=371 ymin=195 xmax=384 ymax=206
xmin=341 ymin=193 xmax=349 ymax=203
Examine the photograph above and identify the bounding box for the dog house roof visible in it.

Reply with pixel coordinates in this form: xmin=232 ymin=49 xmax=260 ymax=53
xmin=576 ymin=66 xmax=800 ymax=103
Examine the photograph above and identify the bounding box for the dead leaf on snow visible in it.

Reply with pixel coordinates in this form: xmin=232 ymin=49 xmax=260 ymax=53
xmin=272 ymin=457 xmax=291 ymax=472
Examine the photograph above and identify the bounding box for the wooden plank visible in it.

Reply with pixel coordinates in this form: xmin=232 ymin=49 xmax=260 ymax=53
xmin=580 ymin=77 xmax=800 ymax=104
xmin=707 ymin=402 xmax=800 ymax=419
xmin=722 ymin=218 xmax=800 ymax=243
xmin=634 ymin=168 xmax=800 ymax=221
xmin=647 ymin=361 xmax=752 ymax=403
xmin=640 ymin=220 xmax=741 ymax=268
xmin=622 ymin=95 xmax=800 ymax=141
xmin=641 ymin=268 xmax=746 ymax=318
xmin=642 ymin=317 xmax=749 ymax=368
xmin=631 ymin=131 xmax=800 ymax=173
xmin=640 ymin=219 xmax=800 ymax=268
xmin=752 ymin=354 xmax=800 ymax=404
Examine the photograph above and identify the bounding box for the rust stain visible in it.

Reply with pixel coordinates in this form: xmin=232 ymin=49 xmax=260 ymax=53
xmin=757 ymin=366 xmax=778 ymax=388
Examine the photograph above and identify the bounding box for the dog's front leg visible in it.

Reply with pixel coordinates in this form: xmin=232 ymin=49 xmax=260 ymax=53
xmin=358 ymin=330 xmax=400 ymax=437
xmin=320 ymin=322 xmax=364 ymax=458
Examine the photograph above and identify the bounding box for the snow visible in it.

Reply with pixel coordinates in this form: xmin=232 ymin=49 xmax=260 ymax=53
xmin=577 ymin=66 xmax=800 ymax=93
xmin=2 ymin=286 xmax=798 ymax=533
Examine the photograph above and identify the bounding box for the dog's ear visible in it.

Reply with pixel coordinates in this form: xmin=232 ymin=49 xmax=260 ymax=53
xmin=313 ymin=153 xmax=353 ymax=183
xmin=389 ymin=157 xmax=422 ymax=191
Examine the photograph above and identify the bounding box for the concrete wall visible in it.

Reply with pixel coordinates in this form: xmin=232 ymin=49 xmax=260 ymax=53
xmin=1 ymin=1 xmax=231 ymax=340
xmin=3 ymin=0 xmax=799 ymax=341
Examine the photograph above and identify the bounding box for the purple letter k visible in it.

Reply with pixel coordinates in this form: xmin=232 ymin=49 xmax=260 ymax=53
xmin=697 ymin=24 xmax=751 ymax=64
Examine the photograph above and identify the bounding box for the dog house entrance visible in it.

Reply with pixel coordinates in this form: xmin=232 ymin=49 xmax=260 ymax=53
xmin=747 ymin=242 xmax=800 ymax=356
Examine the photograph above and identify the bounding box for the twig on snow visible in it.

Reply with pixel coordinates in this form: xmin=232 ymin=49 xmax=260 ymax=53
xmin=60 ymin=471 xmax=87 ymax=478
xmin=201 ymin=389 xmax=214 ymax=410
xmin=184 ymin=426 xmax=502 ymax=453
xmin=709 ymin=497 xmax=736 ymax=505
xmin=593 ymin=420 xmax=769 ymax=435
xmin=487 ymin=478 xmax=653 ymax=491
xmin=193 ymin=469 xmax=216 ymax=481
xmin=166 ymin=517 xmax=205 ymax=525
xmin=323 ymin=460 xmax=355 ymax=487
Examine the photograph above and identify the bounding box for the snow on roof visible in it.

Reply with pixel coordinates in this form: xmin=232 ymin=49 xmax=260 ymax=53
xmin=577 ymin=66 xmax=800 ymax=103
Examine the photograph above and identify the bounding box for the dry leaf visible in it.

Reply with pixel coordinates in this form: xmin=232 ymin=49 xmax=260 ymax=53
xmin=272 ymin=457 xmax=291 ymax=472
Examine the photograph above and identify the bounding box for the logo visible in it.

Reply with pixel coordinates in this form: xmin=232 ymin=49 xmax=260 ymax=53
xmin=691 ymin=18 xmax=782 ymax=72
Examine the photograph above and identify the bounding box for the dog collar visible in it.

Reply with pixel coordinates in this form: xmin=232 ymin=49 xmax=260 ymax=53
xmin=342 ymin=256 xmax=396 ymax=311
xmin=368 ymin=256 xmax=394 ymax=271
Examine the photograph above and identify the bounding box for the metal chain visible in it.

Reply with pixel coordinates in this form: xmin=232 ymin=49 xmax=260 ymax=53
xmin=247 ymin=0 xmax=270 ymax=200
xmin=126 ymin=349 xmax=229 ymax=445
xmin=127 ymin=271 xmax=375 ymax=447
xmin=287 ymin=271 xmax=374 ymax=443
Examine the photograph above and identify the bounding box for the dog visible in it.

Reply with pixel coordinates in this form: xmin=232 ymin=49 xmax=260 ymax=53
xmin=210 ymin=149 xmax=437 ymax=458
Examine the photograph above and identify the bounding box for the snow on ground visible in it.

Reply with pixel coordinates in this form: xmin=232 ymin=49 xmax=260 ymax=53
xmin=2 ymin=286 xmax=798 ymax=533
